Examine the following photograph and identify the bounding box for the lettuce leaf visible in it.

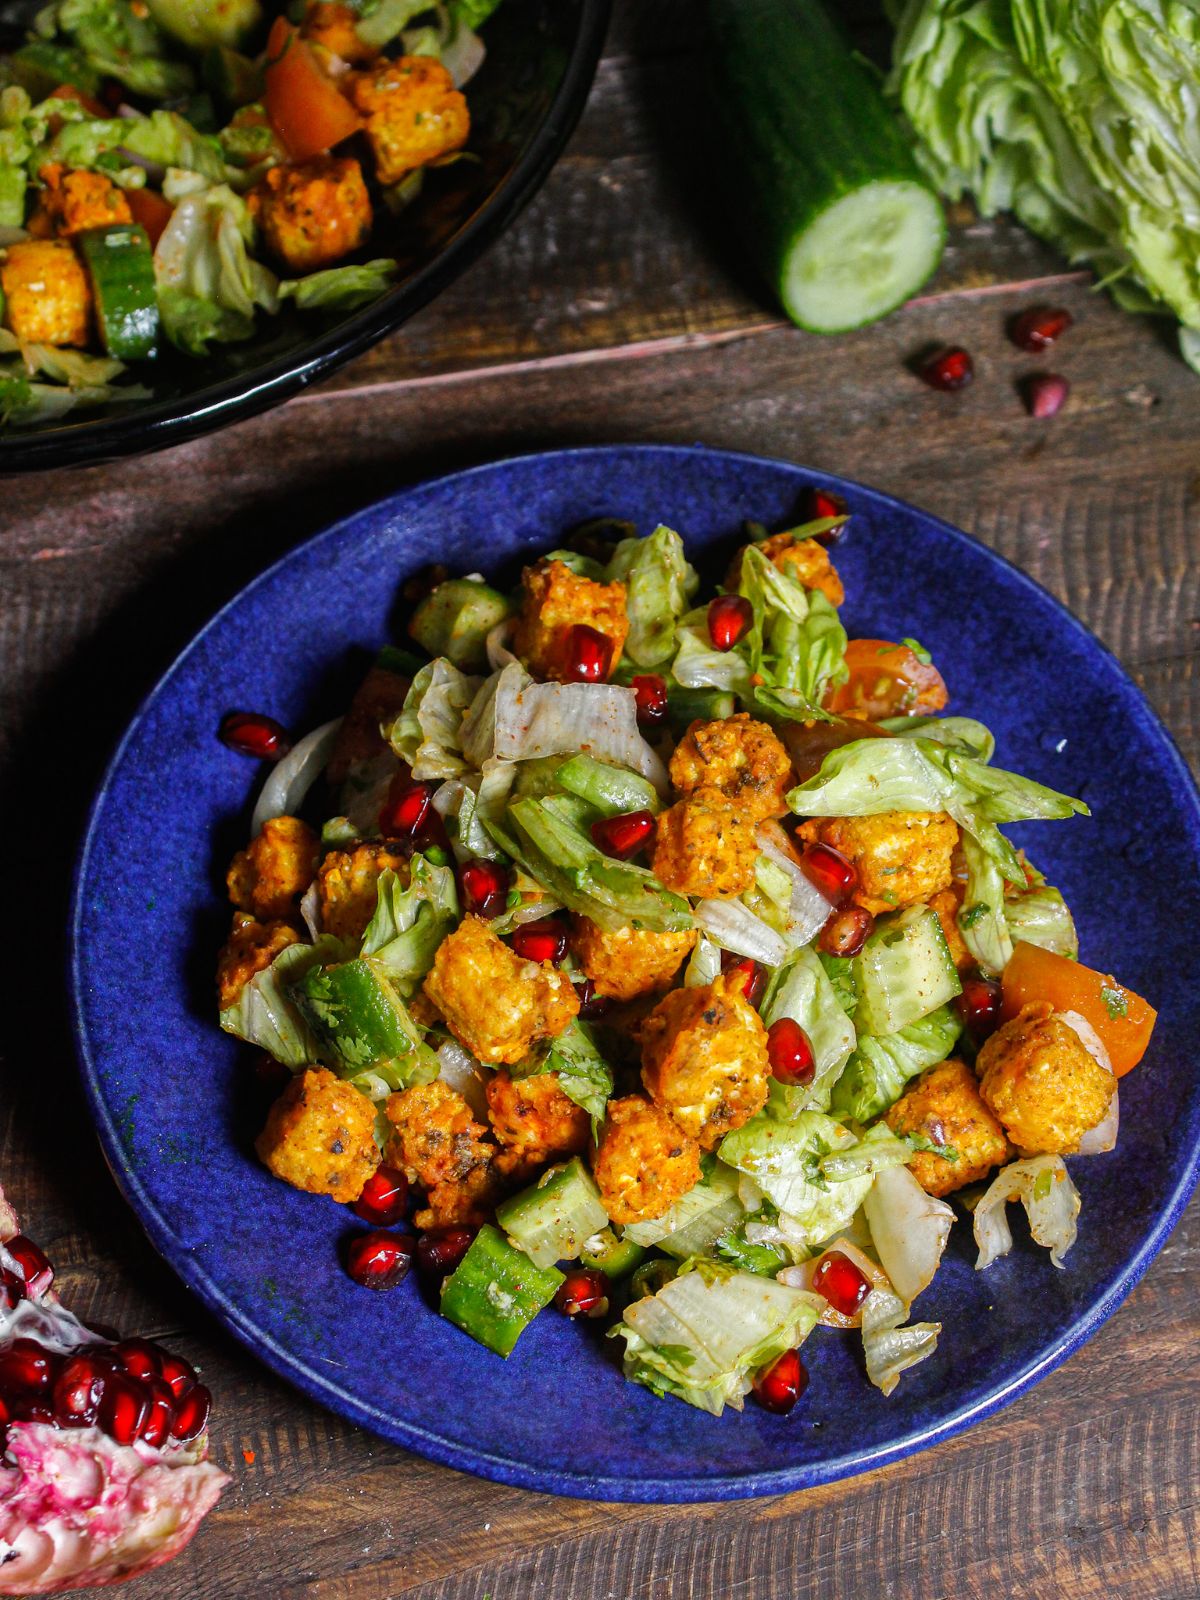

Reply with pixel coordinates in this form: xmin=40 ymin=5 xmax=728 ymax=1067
xmin=1004 ymin=882 xmax=1078 ymax=958
xmin=42 ymin=0 xmax=195 ymax=100
xmin=359 ymin=858 xmax=459 ymax=993
xmin=386 ymin=658 xmax=481 ymax=780
xmin=880 ymin=714 xmax=996 ymax=763
xmin=604 ymin=524 xmax=698 ymax=668
xmin=623 ymin=1158 xmax=744 ymax=1255
xmin=974 ymin=1154 xmax=1081 ymax=1269
xmin=512 ymin=1021 xmax=613 ymax=1129
xmin=831 ymin=1003 xmax=962 ymax=1123
xmin=718 ymin=1111 xmax=874 ymax=1249
xmin=278 ymin=259 xmax=399 ymax=313
xmin=218 ymin=935 xmax=345 ymax=1067
xmin=45 ymin=108 xmax=228 ymax=181
xmin=761 ymin=947 xmax=857 ymax=1114
xmin=861 ymin=1281 xmax=941 ymax=1396
xmin=958 ymin=830 xmax=1013 ymax=976
xmin=154 ymin=177 xmax=278 ymax=353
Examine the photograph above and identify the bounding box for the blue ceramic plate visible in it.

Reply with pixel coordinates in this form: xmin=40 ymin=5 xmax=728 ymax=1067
xmin=70 ymin=446 xmax=1200 ymax=1502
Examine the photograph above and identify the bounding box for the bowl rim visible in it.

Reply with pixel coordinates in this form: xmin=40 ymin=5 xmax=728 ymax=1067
xmin=0 ymin=0 xmax=612 ymax=475
xmin=68 ymin=443 xmax=1200 ymax=1501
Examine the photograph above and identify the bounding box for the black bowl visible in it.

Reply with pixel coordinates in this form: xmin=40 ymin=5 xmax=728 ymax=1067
xmin=0 ymin=0 xmax=610 ymax=473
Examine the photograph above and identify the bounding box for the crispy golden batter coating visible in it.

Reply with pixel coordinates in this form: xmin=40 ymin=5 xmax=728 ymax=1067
xmin=415 ymin=1164 xmax=500 ymax=1230
xmin=885 ymin=1057 xmax=1012 ymax=1197
xmin=795 ymin=810 xmax=958 ymax=915
xmin=384 ymin=1079 xmax=494 ymax=1190
xmin=256 ymin=1066 xmax=379 ymax=1202
xmin=301 ymin=1 xmax=376 ymax=62
xmin=0 ymin=239 xmax=90 ymax=346
xmin=251 ymin=155 xmax=372 ymax=272
xmin=591 ymin=1095 xmax=702 ymax=1226
xmin=216 ymin=912 xmax=300 ymax=1009
xmin=651 ymin=787 xmax=757 ymax=899
xmin=326 ymin=664 xmax=410 ymax=786
xmin=317 ymin=842 xmax=409 ymax=943
xmin=511 ymin=558 xmax=630 ymax=683
xmin=346 ymin=55 xmax=469 ymax=185
xmin=669 ymin=714 xmax=794 ymax=822
xmin=725 ymin=533 xmax=844 ymax=606
xmin=977 ymin=1003 xmax=1115 ymax=1156
xmin=422 ymin=914 xmax=579 ymax=1065
xmin=227 ymin=815 xmax=320 ymax=920
xmin=640 ymin=972 xmax=770 ymax=1149
xmin=569 ymin=917 xmax=695 ymax=1003
xmin=485 ymin=1069 xmax=590 ymax=1165
xmin=35 ymin=165 xmax=132 ymax=237
xmin=928 ymin=886 xmax=971 ymax=972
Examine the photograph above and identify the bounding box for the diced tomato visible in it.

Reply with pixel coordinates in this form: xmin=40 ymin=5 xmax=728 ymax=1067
xmin=126 ymin=187 xmax=174 ymax=249
xmin=824 ymin=639 xmax=949 ymax=720
xmin=1001 ymin=940 xmax=1157 ymax=1078
xmin=263 ymin=17 xmax=362 ymax=164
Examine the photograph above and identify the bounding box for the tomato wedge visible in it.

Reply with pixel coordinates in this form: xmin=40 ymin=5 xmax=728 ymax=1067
xmin=824 ymin=639 xmax=949 ymax=720
xmin=1000 ymin=941 xmax=1156 ymax=1077
xmin=263 ymin=17 xmax=362 ymax=164
xmin=126 ymin=187 xmax=174 ymax=249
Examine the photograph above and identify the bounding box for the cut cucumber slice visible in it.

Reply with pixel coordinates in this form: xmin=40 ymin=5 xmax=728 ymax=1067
xmin=854 ymin=905 xmax=962 ymax=1037
xmin=76 ymin=225 xmax=159 ymax=360
xmin=495 ymin=1157 xmax=609 ymax=1271
xmin=439 ymin=1225 xmax=563 ymax=1357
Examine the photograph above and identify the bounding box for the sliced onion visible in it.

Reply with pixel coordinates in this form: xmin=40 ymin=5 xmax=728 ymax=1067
xmin=756 ymin=821 xmax=836 ymax=945
xmin=863 ymin=1165 xmax=954 ymax=1307
xmin=973 ymin=1155 xmax=1081 ymax=1271
xmin=694 ymin=899 xmax=789 ymax=967
xmin=442 ymin=22 xmax=486 ymax=86
xmin=485 ymin=618 xmax=518 ymax=672
xmin=1058 ymin=1009 xmax=1119 ymax=1154
xmin=299 ymin=880 xmax=322 ymax=941
xmin=436 ymin=1039 xmax=489 ymax=1118
xmin=251 ymin=718 xmax=342 ymax=835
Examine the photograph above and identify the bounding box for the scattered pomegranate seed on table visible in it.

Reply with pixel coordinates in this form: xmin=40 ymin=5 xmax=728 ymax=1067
xmin=799 ymin=842 xmax=858 ymax=906
xmin=1024 ymin=373 xmax=1070 ymax=418
xmin=631 ymin=673 xmax=669 ymax=726
xmin=5 ymin=1236 xmax=53 ymax=1299
xmin=591 ymin=810 xmax=655 ymax=860
xmin=918 ymin=346 xmax=974 ymax=391
xmin=509 ymin=918 xmax=569 ymax=964
xmin=554 ymin=1269 xmax=610 ymax=1319
xmin=956 ymin=972 xmax=1003 ymax=1040
xmin=416 ymin=1226 xmax=477 ymax=1281
xmin=353 ymin=1165 xmax=409 ymax=1228
xmin=458 ymin=858 xmax=510 ymax=919
xmin=563 ymin=624 xmax=613 ymax=683
xmin=812 ymin=1251 xmax=872 ymax=1317
xmin=707 ymin=594 xmax=753 ymax=652
xmin=818 ymin=905 xmax=873 ymax=958
xmin=218 ymin=711 xmax=291 ymax=761
xmin=721 ymin=952 xmax=766 ymax=1007
xmin=1011 ymin=306 xmax=1073 ymax=352
xmin=753 ymin=1348 xmax=808 ymax=1415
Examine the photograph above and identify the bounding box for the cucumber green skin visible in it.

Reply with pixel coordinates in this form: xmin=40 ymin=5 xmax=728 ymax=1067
xmin=496 ymin=1157 xmax=609 ymax=1271
xmin=666 ymin=687 xmax=736 ymax=733
xmin=76 ymin=226 xmax=159 ymax=361
xmin=292 ymin=959 xmax=416 ymax=1075
xmin=704 ymin=0 xmax=945 ymax=332
xmin=408 ymin=579 xmax=511 ymax=672
xmin=579 ymin=1229 xmax=646 ymax=1279
xmin=440 ymin=1225 xmax=564 ymax=1357
xmin=854 ymin=905 xmax=962 ymax=1037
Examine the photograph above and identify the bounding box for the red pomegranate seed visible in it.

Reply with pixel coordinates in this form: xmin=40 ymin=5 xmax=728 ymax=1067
xmin=344 ymin=1230 xmax=414 ymax=1291
xmin=99 ymin=1375 xmax=148 ymax=1446
xmin=805 ymin=487 xmax=848 ymax=543
xmin=721 ymin=952 xmax=766 ymax=1007
xmin=1024 ymin=373 xmax=1070 ymax=419
xmin=800 ymin=842 xmax=858 ymax=907
xmin=707 ymin=594 xmax=753 ymax=652
xmin=1011 ymin=306 xmax=1073 ymax=352
xmin=767 ymin=1017 xmax=816 ymax=1086
xmin=218 ymin=711 xmax=291 ymax=762
xmin=138 ymin=1379 xmax=176 ymax=1449
xmin=379 ymin=777 xmax=436 ymax=844
xmin=0 ymin=1340 xmax=56 ymax=1393
xmin=812 ymin=1251 xmax=872 ymax=1317
xmin=819 ymin=906 xmax=873 ymax=958
xmin=554 ymin=1269 xmax=610 ymax=1319
xmin=591 ymin=810 xmax=655 ymax=861
xmin=510 ymin=918 xmax=568 ymax=965
xmin=919 ymin=346 xmax=974 ymax=391
xmin=114 ymin=1338 xmax=161 ymax=1385
xmin=6 ymin=1237 xmax=53 ymax=1300
xmin=563 ymin=624 xmax=613 ymax=683
xmin=632 ymin=673 xmax=669 ymax=726
xmin=575 ymin=978 xmax=610 ymax=1019
xmin=416 ymin=1226 xmax=476 ymax=1281
xmin=459 ymin=858 xmax=510 ymax=919
xmin=753 ymin=1349 xmax=808 ymax=1415
xmin=52 ymin=1355 xmax=107 ymax=1427
xmin=156 ymin=1350 xmax=197 ymax=1401
xmin=353 ymin=1166 xmax=409 ymax=1228
xmin=168 ymin=1383 xmax=211 ymax=1445
xmin=0 ymin=1396 xmax=10 ymax=1427
xmin=19 ymin=1403 xmax=56 ymax=1426
xmin=956 ymin=972 xmax=1003 ymax=1040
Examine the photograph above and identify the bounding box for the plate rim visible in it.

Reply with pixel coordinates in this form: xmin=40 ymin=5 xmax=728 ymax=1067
xmin=68 ymin=442 xmax=1200 ymax=1501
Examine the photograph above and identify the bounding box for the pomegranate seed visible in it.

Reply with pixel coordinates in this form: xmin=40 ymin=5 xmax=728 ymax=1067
xmin=0 ymin=1340 xmax=56 ymax=1393
xmin=218 ymin=711 xmax=291 ymax=762
xmin=919 ymin=346 xmax=974 ymax=391
xmin=344 ymin=1230 xmax=414 ymax=1291
xmin=138 ymin=1379 xmax=176 ymax=1449
xmin=721 ymin=952 xmax=766 ymax=1007
xmin=800 ymin=843 xmax=858 ymax=907
xmin=379 ymin=777 xmax=436 ymax=844
xmin=707 ymin=594 xmax=753 ymax=652
xmin=1011 ymin=306 xmax=1073 ymax=352
xmin=19 ymin=1403 xmax=56 ymax=1426
xmin=99 ymin=1375 xmax=148 ymax=1446
xmin=6 ymin=1237 xmax=53 ymax=1300
xmin=113 ymin=1338 xmax=161 ymax=1385
xmin=753 ymin=1348 xmax=807 ymax=1415
xmin=509 ymin=918 xmax=568 ymax=965
xmin=956 ymin=972 xmax=1003 ymax=1040
xmin=812 ymin=1251 xmax=872 ymax=1317
xmin=591 ymin=810 xmax=655 ymax=860
xmin=458 ymin=858 xmax=509 ymax=919
xmin=767 ymin=1017 xmax=816 ymax=1086
xmin=416 ymin=1226 xmax=476 ymax=1281
xmin=353 ymin=1166 xmax=409 ymax=1228
xmin=554 ymin=1269 xmax=610 ymax=1319
xmin=156 ymin=1351 xmax=197 ymax=1401
xmin=804 ymin=487 xmax=848 ymax=544
xmin=0 ymin=1396 xmax=10 ymax=1426
xmin=819 ymin=906 xmax=873 ymax=958
xmin=563 ymin=624 xmax=613 ymax=683
xmin=1024 ymin=373 xmax=1069 ymax=419
xmin=632 ymin=673 xmax=669 ymax=726
xmin=52 ymin=1355 xmax=107 ymax=1427
xmin=575 ymin=978 xmax=610 ymax=1019
xmin=168 ymin=1382 xmax=211 ymax=1444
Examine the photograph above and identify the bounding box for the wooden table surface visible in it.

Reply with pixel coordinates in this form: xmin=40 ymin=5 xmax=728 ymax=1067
xmin=4 ymin=5 xmax=1200 ymax=1596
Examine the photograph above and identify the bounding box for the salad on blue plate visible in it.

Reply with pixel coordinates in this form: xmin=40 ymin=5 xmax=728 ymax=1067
xmin=214 ymin=498 xmax=1157 ymax=1419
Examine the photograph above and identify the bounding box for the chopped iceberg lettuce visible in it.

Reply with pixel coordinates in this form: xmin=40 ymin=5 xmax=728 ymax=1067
xmin=718 ymin=1111 xmax=874 ymax=1250
xmin=831 ymin=1003 xmax=962 ymax=1123
xmin=359 ymin=858 xmax=459 ymax=993
xmin=973 ymin=1155 xmax=1081 ymax=1270
xmin=387 ymin=658 xmax=481 ymax=780
xmin=218 ymin=935 xmax=345 ymax=1067
xmin=604 ymin=523 xmax=698 ymax=668
xmin=761 ymin=947 xmax=857 ymax=1113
